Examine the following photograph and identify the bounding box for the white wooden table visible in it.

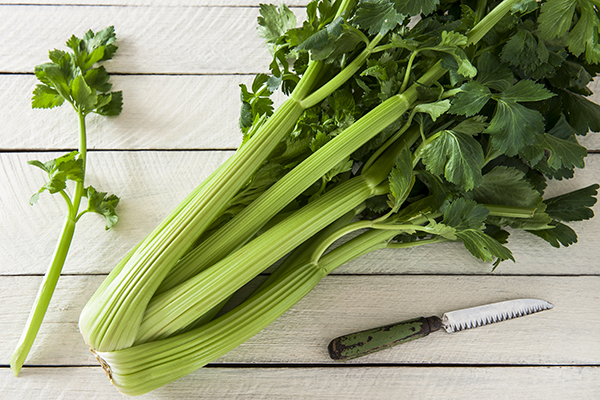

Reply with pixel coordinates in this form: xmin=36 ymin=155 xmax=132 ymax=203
xmin=1 ymin=1 xmax=599 ymax=399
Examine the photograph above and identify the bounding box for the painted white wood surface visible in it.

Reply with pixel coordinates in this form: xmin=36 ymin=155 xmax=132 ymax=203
xmin=1 ymin=275 xmax=598 ymax=366
xmin=1 ymin=151 xmax=598 ymax=275
xmin=0 ymin=0 xmax=599 ymax=399
xmin=1 ymin=367 xmax=599 ymax=400
xmin=2 ymin=73 xmax=599 ymax=150
xmin=0 ymin=5 xmax=306 ymax=74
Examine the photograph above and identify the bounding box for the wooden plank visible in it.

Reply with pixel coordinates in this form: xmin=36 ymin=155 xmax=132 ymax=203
xmin=1 ymin=366 xmax=599 ymax=399
xmin=2 ymin=73 xmax=599 ymax=151
xmin=0 ymin=0 xmax=309 ymax=6
xmin=1 ymin=275 xmax=598 ymax=366
xmin=0 ymin=5 xmax=304 ymax=74
xmin=1 ymin=151 xmax=599 ymax=275
xmin=0 ymin=74 xmax=256 ymax=150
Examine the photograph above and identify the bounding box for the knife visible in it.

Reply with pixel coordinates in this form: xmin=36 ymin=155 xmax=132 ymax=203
xmin=328 ymin=298 xmax=553 ymax=361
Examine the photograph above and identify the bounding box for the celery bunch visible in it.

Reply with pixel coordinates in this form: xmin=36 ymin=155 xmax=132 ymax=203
xmin=78 ymin=0 xmax=598 ymax=395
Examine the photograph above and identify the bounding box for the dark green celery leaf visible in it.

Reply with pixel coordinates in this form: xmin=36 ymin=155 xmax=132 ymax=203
xmin=455 ymin=229 xmax=514 ymax=267
xmin=499 ymin=27 xmax=566 ymax=80
xmin=413 ymin=100 xmax=451 ymax=122
xmin=458 ymin=5 xmax=478 ymax=31
xmin=84 ymin=186 xmax=120 ymax=230
xmin=559 ymin=89 xmax=600 ymax=135
xmin=393 ymin=0 xmax=440 ymax=16
xmin=486 ymin=80 xmax=555 ymax=156
xmin=496 ymin=79 xmax=555 ymax=103
xmin=476 ymin=53 xmax=513 ymax=92
xmin=538 ymin=0 xmax=600 ymax=64
xmin=528 ymin=221 xmax=578 ymax=247
xmin=432 ymin=32 xmax=477 ymax=79
xmin=471 ymin=166 xmax=542 ymax=208
xmin=484 ymin=224 xmax=510 ymax=244
xmin=366 ymin=195 xmax=391 ymax=214
xmin=544 ymin=184 xmax=599 ymax=222
xmin=547 ymin=60 xmax=594 ymax=91
xmin=541 ymin=133 xmax=587 ymax=171
xmin=442 ymin=198 xmax=489 ymax=231
xmin=420 ymin=129 xmax=485 ymax=191
xmin=449 ymin=81 xmax=492 ymax=117
xmin=95 ymin=91 xmax=123 ymax=116
xmin=84 ymin=66 xmax=112 ymax=93
xmin=239 ymin=74 xmax=275 ymax=134
xmin=500 ymin=28 xmax=548 ymax=75
xmin=414 ymin=170 xmax=452 ymax=210
xmin=66 ymin=26 xmax=117 ymax=69
xmin=520 ymin=115 xmax=587 ymax=172
xmin=388 ymin=148 xmax=414 ymax=212
xmin=537 ymin=0 xmax=577 ymax=40
xmin=71 ymin=74 xmax=97 ymax=114
xmin=257 ymin=4 xmax=297 ymax=51
xmin=452 ymin=116 xmax=489 ymax=135
xmin=353 ymin=0 xmax=405 ymax=36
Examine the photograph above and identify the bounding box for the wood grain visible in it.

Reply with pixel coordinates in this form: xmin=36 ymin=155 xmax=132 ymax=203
xmin=0 ymin=5 xmax=305 ymax=74
xmin=0 ymin=0 xmax=309 ymax=6
xmin=1 ymin=275 xmax=598 ymax=366
xmin=0 ymin=74 xmax=289 ymax=150
xmin=2 ymin=73 xmax=599 ymax=151
xmin=1 ymin=151 xmax=598 ymax=275
xmin=1 ymin=366 xmax=598 ymax=400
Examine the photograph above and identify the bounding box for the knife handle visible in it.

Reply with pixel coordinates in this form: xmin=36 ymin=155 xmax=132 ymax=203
xmin=328 ymin=316 xmax=442 ymax=361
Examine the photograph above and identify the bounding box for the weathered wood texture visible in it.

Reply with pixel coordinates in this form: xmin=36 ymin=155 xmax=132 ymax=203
xmin=1 ymin=1 xmax=599 ymax=399
xmin=1 ymin=275 xmax=598 ymax=366
xmin=1 ymin=152 xmax=598 ymax=275
xmin=0 ymin=0 xmax=309 ymax=6
xmin=1 ymin=366 xmax=599 ymax=400
xmin=0 ymin=5 xmax=305 ymax=74
xmin=2 ymin=74 xmax=599 ymax=151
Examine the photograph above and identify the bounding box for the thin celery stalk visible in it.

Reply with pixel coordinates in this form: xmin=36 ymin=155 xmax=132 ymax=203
xmin=10 ymin=112 xmax=87 ymax=376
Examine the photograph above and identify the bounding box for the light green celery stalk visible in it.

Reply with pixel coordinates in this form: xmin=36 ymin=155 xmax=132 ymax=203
xmin=78 ymin=0 xmax=403 ymax=352
xmin=11 ymin=27 xmax=122 ymax=376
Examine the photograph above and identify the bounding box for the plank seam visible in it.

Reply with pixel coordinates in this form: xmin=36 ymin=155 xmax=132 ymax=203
xmin=2 ymin=273 xmax=599 ymax=277
xmin=0 ymin=3 xmax=306 ymax=9
xmin=1 ymin=363 xmax=599 ymax=369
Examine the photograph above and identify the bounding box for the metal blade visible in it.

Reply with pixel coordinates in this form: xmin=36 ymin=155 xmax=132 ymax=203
xmin=441 ymin=299 xmax=553 ymax=333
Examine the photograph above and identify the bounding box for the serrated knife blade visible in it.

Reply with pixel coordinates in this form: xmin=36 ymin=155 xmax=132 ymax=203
xmin=328 ymin=299 xmax=553 ymax=361
xmin=442 ymin=298 xmax=553 ymax=333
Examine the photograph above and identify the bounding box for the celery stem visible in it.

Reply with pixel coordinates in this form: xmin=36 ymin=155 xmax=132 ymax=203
xmin=10 ymin=110 xmax=87 ymax=376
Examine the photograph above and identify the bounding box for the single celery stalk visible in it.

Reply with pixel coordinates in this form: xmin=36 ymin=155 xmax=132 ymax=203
xmin=11 ymin=27 xmax=123 ymax=376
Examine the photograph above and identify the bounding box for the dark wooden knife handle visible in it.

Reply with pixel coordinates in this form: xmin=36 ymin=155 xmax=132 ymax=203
xmin=328 ymin=316 xmax=442 ymax=361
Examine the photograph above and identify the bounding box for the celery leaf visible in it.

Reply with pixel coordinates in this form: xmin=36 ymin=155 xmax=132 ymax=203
xmin=421 ymin=129 xmax=485 ymax=191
